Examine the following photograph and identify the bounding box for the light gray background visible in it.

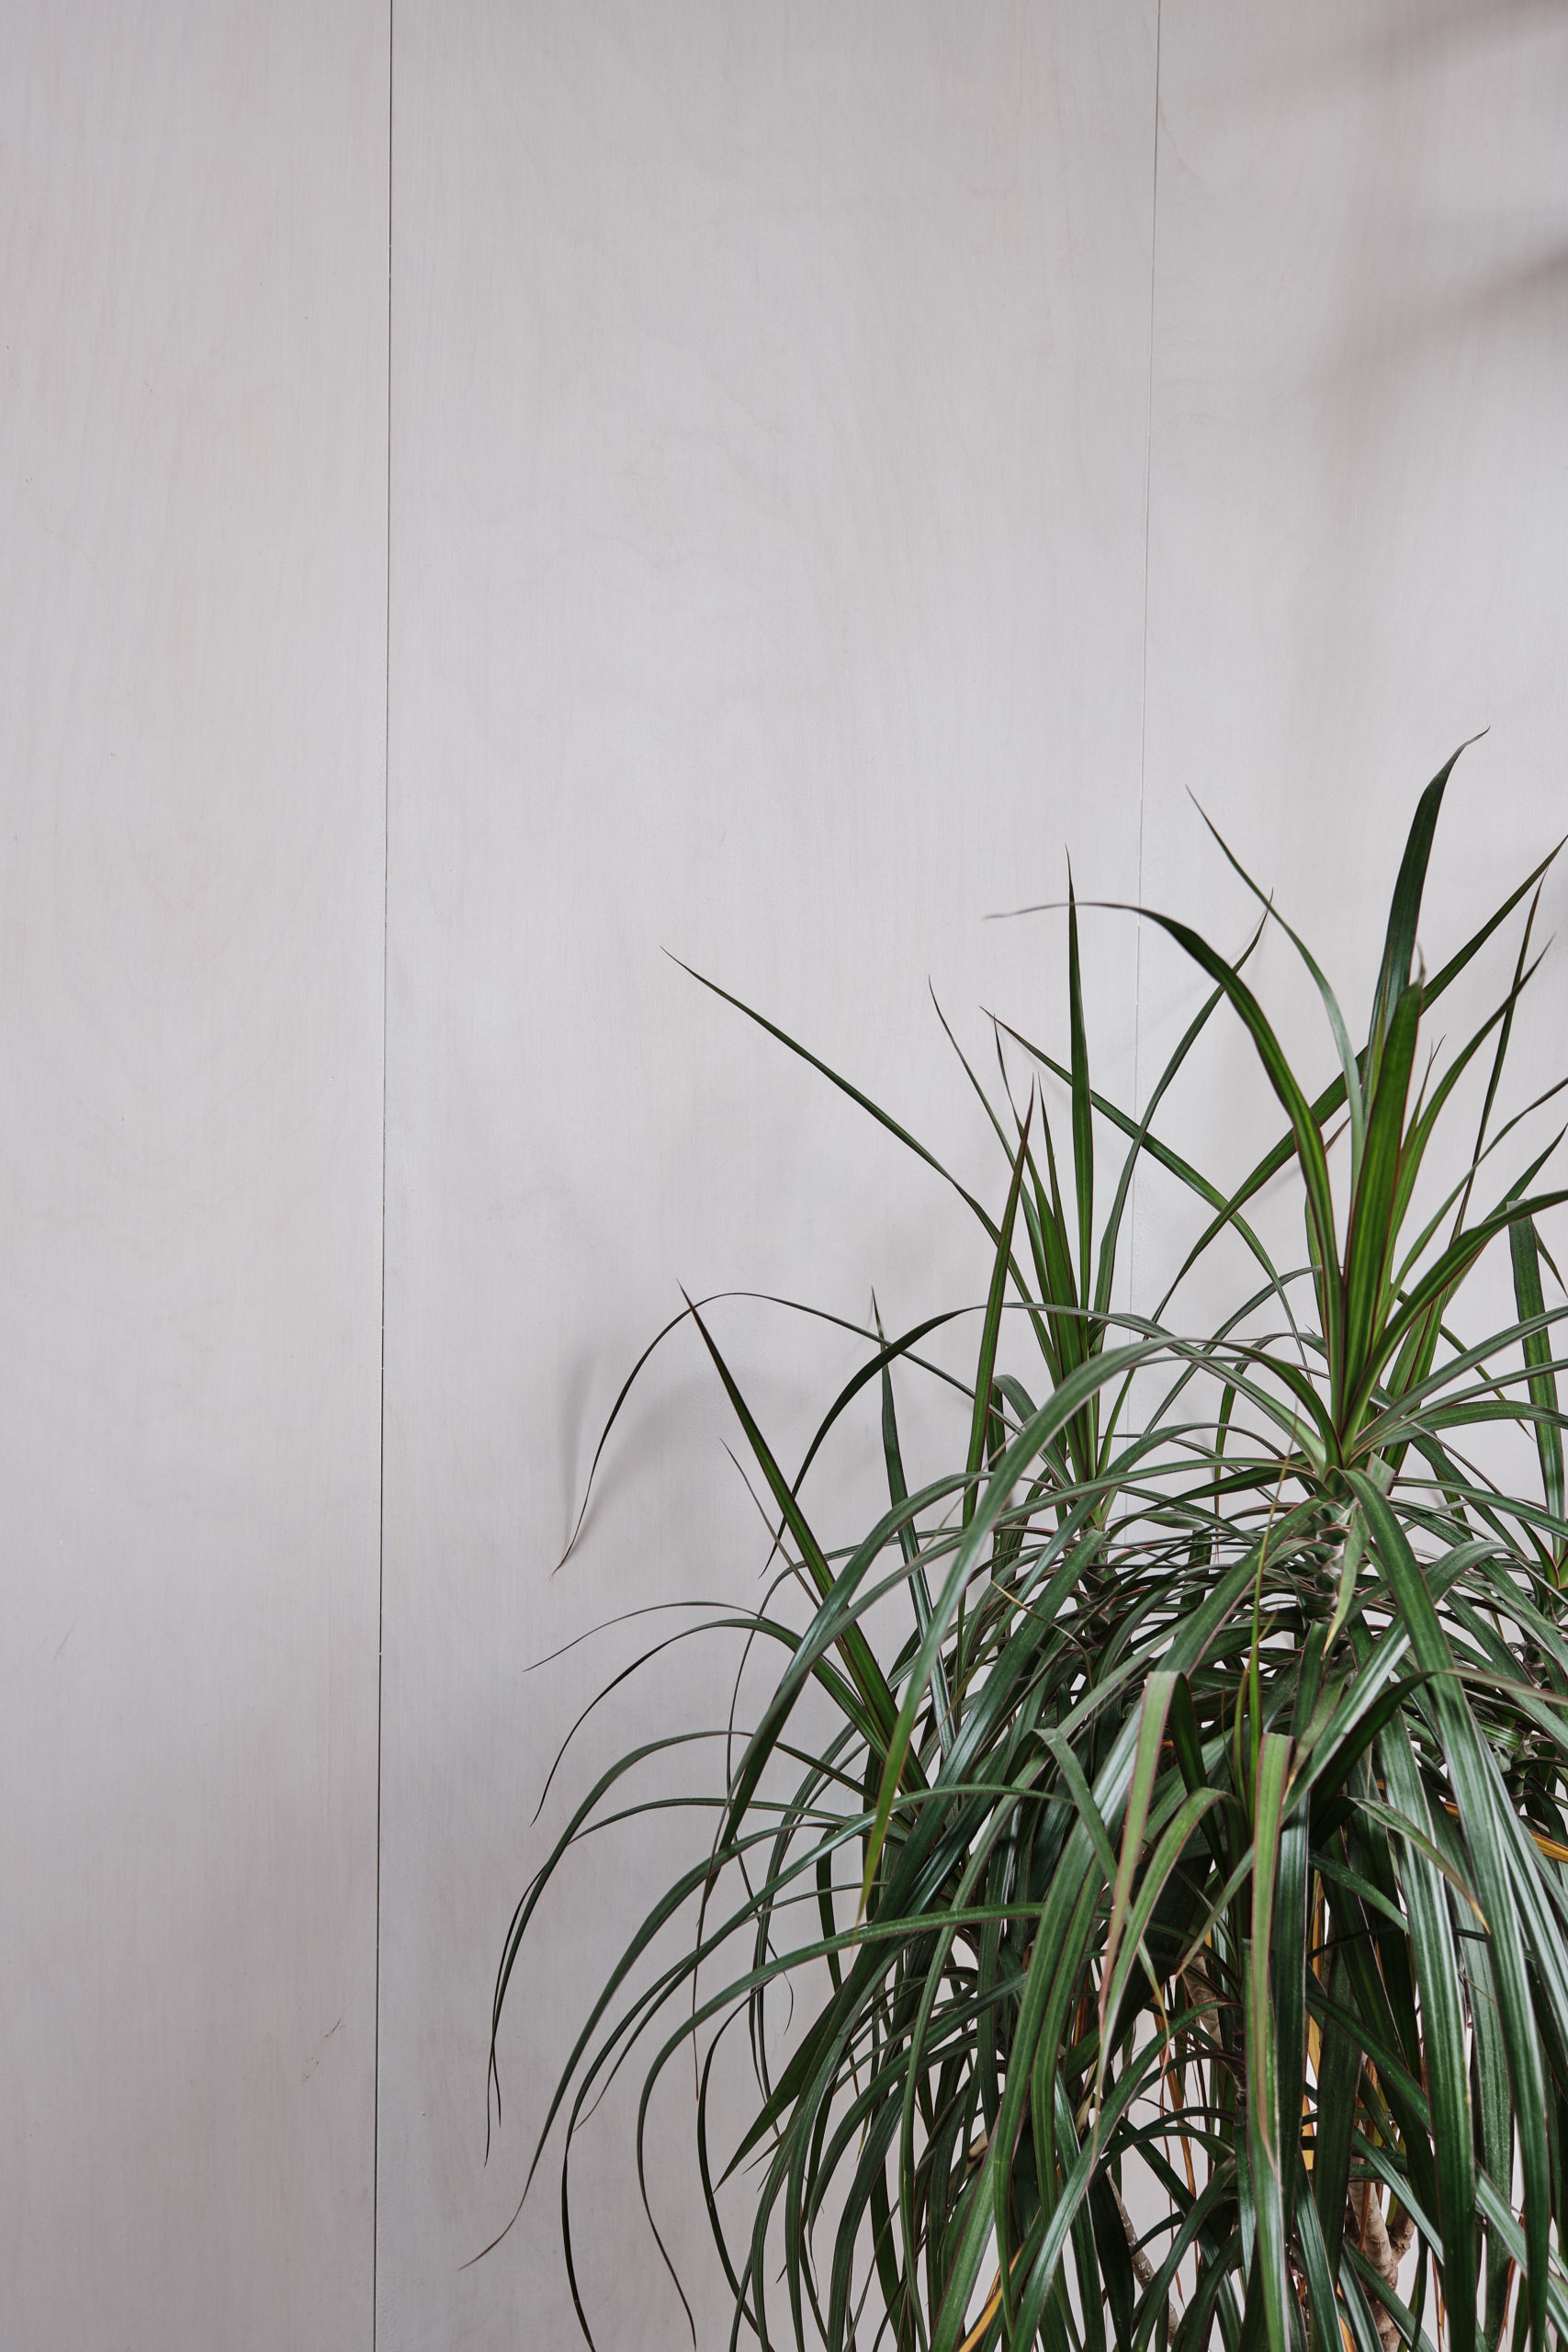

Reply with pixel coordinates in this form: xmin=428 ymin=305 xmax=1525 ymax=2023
xmin=3 ymin=4 xmax=1564 ymax=2346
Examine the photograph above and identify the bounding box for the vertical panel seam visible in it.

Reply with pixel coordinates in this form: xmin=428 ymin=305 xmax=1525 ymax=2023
xmin=373 ymin=3 xmax=393 ymax=2345
xmin=1130 ymin=0 xmax=1163 ymax=1306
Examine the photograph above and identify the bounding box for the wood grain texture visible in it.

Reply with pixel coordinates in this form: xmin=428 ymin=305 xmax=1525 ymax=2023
xmin=1134 ymin=0 xmax=1568 ymax=1325
xmin=0 ymin=6 xmax=389 ymax=2343
xmin=378 ymin=5 xmax=1156 ymax=2343
xmin=8 ymin=4 xmax=1564 ymax=2342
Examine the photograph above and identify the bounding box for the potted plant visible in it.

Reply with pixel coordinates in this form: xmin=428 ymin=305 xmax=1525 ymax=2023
xmin=489 ymin=749 xmax=1568 ymax=2352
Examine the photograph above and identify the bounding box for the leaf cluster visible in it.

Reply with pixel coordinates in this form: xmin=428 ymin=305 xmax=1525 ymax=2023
xmin=491 ymin=752 xmax=1568 ymax=2352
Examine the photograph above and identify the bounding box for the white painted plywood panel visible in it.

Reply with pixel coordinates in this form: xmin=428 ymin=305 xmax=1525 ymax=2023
xmin=1135 ymin=3 xmax=1568 ymax=1324
xmin=380 ymin=5 xmax=1157 ymax=2342
xmin=0 ymin=6 xmax=388 ymax=2344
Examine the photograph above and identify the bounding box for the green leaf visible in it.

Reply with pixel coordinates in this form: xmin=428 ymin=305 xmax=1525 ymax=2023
xmin=1511 ymin=1216 xmax=1565 ymax=1560
xmin=1099 ymin=1781 xmax=1224 ymax=2064
xmin=878 ymin=1337 xmax=953 ymax=1740
xmin=1344 ymin=1184 xmax=1568 ymax=1431
xmin=1369 ymin=741 xmax=1477 ymax=1063
xmin=1247 ymin=1732 xmax=1293 ymax=2352
xmin=1348 ymin=1476 xmax=1551 ymax=2352
xmin=964 ymin=1101 xmax=1032 ymax=1529
xmin=1100 ymin=1671 xmax=1178 ymax=2068
xmin=1115 ymin=908 xmax=1345 ymax=1416
xmin=1341 ymin=979 xmax=1422 ymax=1418
xmin=1192 ymin=802 xmax=1367 ymax=1184
xmin=857 ymin=1332 xmax=1173 ymax=1917
xmin=1378 ymin=1717 xmax=1477 ymax=2352
xmin=1068 ymin=872 xmax=1096 ymax=1306
xmin=1156 ymin=826 xmax=1562 ymax=1313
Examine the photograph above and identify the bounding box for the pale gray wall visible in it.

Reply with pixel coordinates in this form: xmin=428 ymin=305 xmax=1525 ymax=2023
xmin=0 ymin=6 xmax=387 ymax=2346
xmin=3 ymin=6 xmax=1564 ymax=2347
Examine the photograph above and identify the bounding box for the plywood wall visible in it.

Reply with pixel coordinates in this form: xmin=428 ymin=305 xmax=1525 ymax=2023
xmin=3 ymin=6 xmax=1563 ymax=2346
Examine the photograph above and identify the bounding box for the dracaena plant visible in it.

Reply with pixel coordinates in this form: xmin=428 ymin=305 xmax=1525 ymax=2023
xmin=489 ymin=748 xmax=1568 ymax=2352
